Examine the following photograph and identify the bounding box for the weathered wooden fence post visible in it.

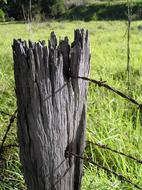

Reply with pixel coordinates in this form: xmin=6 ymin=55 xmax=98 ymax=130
xmin=13 ymin=29 xmax=90 ymax=190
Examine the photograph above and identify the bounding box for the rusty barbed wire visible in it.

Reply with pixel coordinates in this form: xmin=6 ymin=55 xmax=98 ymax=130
xmin=0 ymin=110 xmax=13 ymax=117
xmin=71 ymin=76 xmax=141 ymax=108
xmin=0 ymin=109 xmax=17 ymax=156
xmin=3 ymin=144 xmax=19 ymax=149
xmin=54 ymin=165 xmax=72 ymax=186
xmin=87 ymin=140 xmax=142 ymax=164
xmin=66 ymin=151 xmax=142 ymax=190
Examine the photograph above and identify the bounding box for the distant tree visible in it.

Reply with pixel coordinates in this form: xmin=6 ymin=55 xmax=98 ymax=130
xmin=41 ymin=0 xmax=65 ymax=18
xmin=2 ymin=0 xmax=37 ymax=21
xmin=40 ymin=0 xmax=52 ymax=16
xmin=0 ymin=0 xmax=66 ymax=20
xmin=0 ymin=0 xmax=6 ymax=21
xmin=51 ymin=0 xmax=65 ymax=17
xmin=0 ymin=8 xmax=5 ymax=21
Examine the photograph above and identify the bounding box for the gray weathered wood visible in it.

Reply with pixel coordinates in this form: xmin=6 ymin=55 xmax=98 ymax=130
xmin=13 ymin=29 xmax=90 ymax=190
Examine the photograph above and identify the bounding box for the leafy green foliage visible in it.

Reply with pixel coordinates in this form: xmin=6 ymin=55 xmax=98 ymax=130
xmin=0 ymin=9 xmax=5 ymax=21
xmin=63 ymin=0 xmax=142 ymax=21
xmin=51 ymin=0 xmax=65 ymax=17
xmin=0 ymin=0 xmax=142 ymax=21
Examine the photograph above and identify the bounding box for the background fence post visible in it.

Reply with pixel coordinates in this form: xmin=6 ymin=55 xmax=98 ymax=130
xmin=12 ymin=29 xmax=90 ymax=190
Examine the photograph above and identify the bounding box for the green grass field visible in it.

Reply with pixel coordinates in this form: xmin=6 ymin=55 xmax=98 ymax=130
xmin=1 ymin=20 xmax=142 ymax=189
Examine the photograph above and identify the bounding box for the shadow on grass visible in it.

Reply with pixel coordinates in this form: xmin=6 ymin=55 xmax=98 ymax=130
xmin=63 ymin=2 xmax=142 ymax=21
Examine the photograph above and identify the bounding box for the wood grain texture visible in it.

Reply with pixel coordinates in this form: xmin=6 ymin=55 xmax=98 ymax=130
xmin=13 ymin=29 xmax=90 ymax=190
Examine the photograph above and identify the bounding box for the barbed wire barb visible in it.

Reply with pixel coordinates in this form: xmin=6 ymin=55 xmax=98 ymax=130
xmin=87 ymin=140 xmax=142 ymax=164
xmin=71 ymin=75 xmax=141 ymax=107
xmin=0 ymin=109 xmax=17 ymax=156
xmin=67 ymin=151 xmax=142 ymax=190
